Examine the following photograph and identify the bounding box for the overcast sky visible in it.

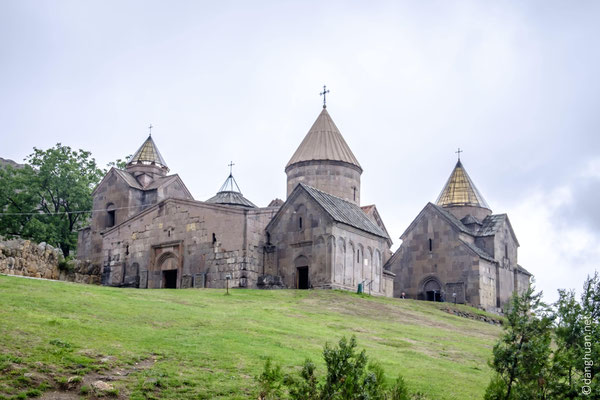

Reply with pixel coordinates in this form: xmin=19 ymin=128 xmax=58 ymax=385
xmin=1 ymin=0 xmax=598 ymax=303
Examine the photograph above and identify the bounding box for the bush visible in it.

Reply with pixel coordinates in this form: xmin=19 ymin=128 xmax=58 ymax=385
xmin=57 ymin=256 xmax=75 ymax=272
xmin=257 ymin=336 xmax=416 ymax=399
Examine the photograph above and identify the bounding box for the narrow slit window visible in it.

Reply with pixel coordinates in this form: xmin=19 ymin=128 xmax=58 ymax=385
xmin=299 ymin=217 xmax=303 ymax=230
xmin=106 ymin=204 xmax=116 ymax=228
xmin=429 ymin=238 xmax=433 ymax=252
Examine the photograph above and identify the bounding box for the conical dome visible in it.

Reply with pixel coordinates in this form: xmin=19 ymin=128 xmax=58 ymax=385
xmin=206 ymin=173 xmax=256 ymax=208
xmin=286 ymin=108 xmax=361 ymax=171
xmin=436 ymin=160 xmax=490 ymax=210
xmin=127 ymin=135 xmax=168 ymax=171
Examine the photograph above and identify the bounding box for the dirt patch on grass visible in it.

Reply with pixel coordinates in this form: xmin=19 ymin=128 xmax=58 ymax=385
xmin=35 ymin=355 xmax=157 ymax=400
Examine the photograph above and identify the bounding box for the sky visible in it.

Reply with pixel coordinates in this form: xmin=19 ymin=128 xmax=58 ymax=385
xmin=1 ymin=0 xmax=598 ymax=303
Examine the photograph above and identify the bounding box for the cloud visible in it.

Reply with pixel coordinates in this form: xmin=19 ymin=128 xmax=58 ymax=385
xmin=512 ymin=159 xmax=600 ymax=303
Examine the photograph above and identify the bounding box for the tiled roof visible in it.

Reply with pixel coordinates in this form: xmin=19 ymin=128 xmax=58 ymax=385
xmin=436 ymin=160 xmax=490 ymax=209
xmin=127 ymin=135 xmax=168 ymax=170
xmin=205 ymin=173 xmax=257 ymax=208
xmin=477 ymin=214 xmax=507 ymax=236
xmin=144 ymin=175 xmax=178 ymax=190
xmin=461 ymin=214 xmax=482 ymax=226
xmin=286 ymin=108 xmax=361 ymax=170
xmin=300 ymin=184 xmax=388 ymax=239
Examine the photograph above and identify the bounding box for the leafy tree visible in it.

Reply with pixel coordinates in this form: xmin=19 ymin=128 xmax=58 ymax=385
xmin=485 ymin=287 xmax=554 ymax=400
xmin=0 ymin=144 xmax=104 ymax=256
xmin=578 ymin=272 xmax=600 ymax=398
xmin=106 ymin=154 xmax=131 ymax=170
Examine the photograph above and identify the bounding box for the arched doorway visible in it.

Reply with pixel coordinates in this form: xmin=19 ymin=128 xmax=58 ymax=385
xmin=423 ymin=278 xmax=442 ymax=302
xmin=158 ymin=252 xmax=178 ymax=289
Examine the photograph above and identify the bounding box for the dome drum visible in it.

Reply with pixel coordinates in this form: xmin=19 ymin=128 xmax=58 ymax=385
xmin=286 ymin=160 xmax=361 ymax=205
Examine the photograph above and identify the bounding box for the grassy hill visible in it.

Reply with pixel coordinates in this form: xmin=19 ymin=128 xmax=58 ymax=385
xmin=0 ymin=275 xmax=501 ymax=399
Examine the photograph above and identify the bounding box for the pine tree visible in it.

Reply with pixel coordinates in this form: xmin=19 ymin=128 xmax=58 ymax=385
xmin=486 ymin=287 xmax=554 ymax=400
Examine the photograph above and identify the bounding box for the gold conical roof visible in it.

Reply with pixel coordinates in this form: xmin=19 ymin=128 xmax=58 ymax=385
xmin=286 ymin=108 xmax=361 ymax=170
xmin=127 ymin=135 xmax=168 ymax=170
xmin=436 ymin=160 xmax=490 ymax=209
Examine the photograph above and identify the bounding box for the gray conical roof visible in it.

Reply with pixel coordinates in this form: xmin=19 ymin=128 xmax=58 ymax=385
xmin=127 ymin=135 xmax=168 ymax=170
xmin=286 ymin=108 xmax=361 ymax=170
xmin=436 ymin=160 xmax=490 ymax=210
xmin=206 ymin=174 xmax=256 ymax=208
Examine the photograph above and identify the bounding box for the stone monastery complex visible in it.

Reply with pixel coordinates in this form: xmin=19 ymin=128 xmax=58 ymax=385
xmin=77 ymin=105 xmax=531 ymax=313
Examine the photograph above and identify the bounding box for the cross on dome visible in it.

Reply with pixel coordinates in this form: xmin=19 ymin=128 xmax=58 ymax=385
xmin=320 ymin=85 xmax=330 ymax=108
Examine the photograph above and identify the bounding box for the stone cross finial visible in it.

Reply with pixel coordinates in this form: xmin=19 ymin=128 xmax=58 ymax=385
xmin=320 ymin=85 xmax=330 ymax=108
xmin=228 ymin=161 xmax=235 ymax=176
xmin=455 ymin=148 xmax=463 ymax=160
xmin=148 ymin=124 xmax=153 ymax=136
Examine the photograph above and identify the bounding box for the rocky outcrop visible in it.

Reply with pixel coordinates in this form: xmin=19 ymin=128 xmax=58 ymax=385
xmin=0 ymin=239 xmax=61 ymax=279
xmin=0 ymin=238 xmax=101 ymax=285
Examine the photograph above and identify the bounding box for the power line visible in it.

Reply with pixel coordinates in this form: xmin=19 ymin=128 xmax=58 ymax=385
xmin=0 ymin=204 xmax=142 ymax=216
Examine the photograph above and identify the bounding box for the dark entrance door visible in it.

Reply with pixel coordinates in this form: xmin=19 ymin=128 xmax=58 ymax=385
xmin=297 ymin=267 xmax=309 ymax=289
xmin=426 ymin=290 xmax=441 ymax=302
xmin=163 ymin=270 xmax=177 ymax=288
xmin=424 ymin=279 xmax=442 ymax=302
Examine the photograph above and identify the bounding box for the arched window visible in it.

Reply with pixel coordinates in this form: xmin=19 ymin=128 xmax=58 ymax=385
xmin=106 ymin=203 xmax=116 ymax=228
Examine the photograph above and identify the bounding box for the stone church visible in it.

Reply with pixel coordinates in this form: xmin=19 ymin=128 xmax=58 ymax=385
xmin=77 ymin=103 xmax=531 ymax=310
xmin=77 ymin=106 xmax=395 ymax=296
xmin=385 ymin=159 xmax=532 ymax=312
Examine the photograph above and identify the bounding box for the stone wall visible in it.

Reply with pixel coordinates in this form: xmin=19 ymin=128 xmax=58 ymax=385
xmin=389 ymin=206 xmax=483 ymax=305
xmin=100 ymin=198 xmax=279 ymax=289
xmin=0 ymin=238 xmax=101 ymax=284
xmin=0 ymin=239 xmax=61 ymax=279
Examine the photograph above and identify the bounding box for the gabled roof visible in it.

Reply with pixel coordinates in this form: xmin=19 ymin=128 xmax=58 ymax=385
xmin=461 ymin=214 xmax=482 ymax=226
xmin=477 ymin=214 xmax=520 ymax=246
xmin=92 ymin=168 xmax=193 ymax=199
xmin=127 ymin=135 xmax=168 ymax=170
xmin=286 ymin=108 xmax=361 ymax=171
xmin=113 ymin=168 xmax=143 ymax=190
xmin=436 ymin=160 xmax=490 ymax=210
xmin=477 ymin=214 xmax=506 ymax=236
xmin=301 ymin=184 xmax=388 ymax=238
xmin=400 ymin=202 xmax=471 ymax=240
xmin=268 ymin=184 xmax=388 ymax=239
xmin=361 ymin=204 xmax=392 ymax=246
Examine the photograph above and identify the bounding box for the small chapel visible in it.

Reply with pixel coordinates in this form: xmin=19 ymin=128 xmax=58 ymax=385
xmin=77 ymin=97 xmax=531 ymax=311
xmin=385 ymin=157 xmax=532 ymax=312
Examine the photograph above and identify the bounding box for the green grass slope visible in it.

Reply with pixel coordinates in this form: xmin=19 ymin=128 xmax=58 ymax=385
xmin=0 ymin=275 xmax=500 ymax=399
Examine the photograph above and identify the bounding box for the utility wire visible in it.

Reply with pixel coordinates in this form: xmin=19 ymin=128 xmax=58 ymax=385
xmin=0 ymin=204 xmax=142 ymax=216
